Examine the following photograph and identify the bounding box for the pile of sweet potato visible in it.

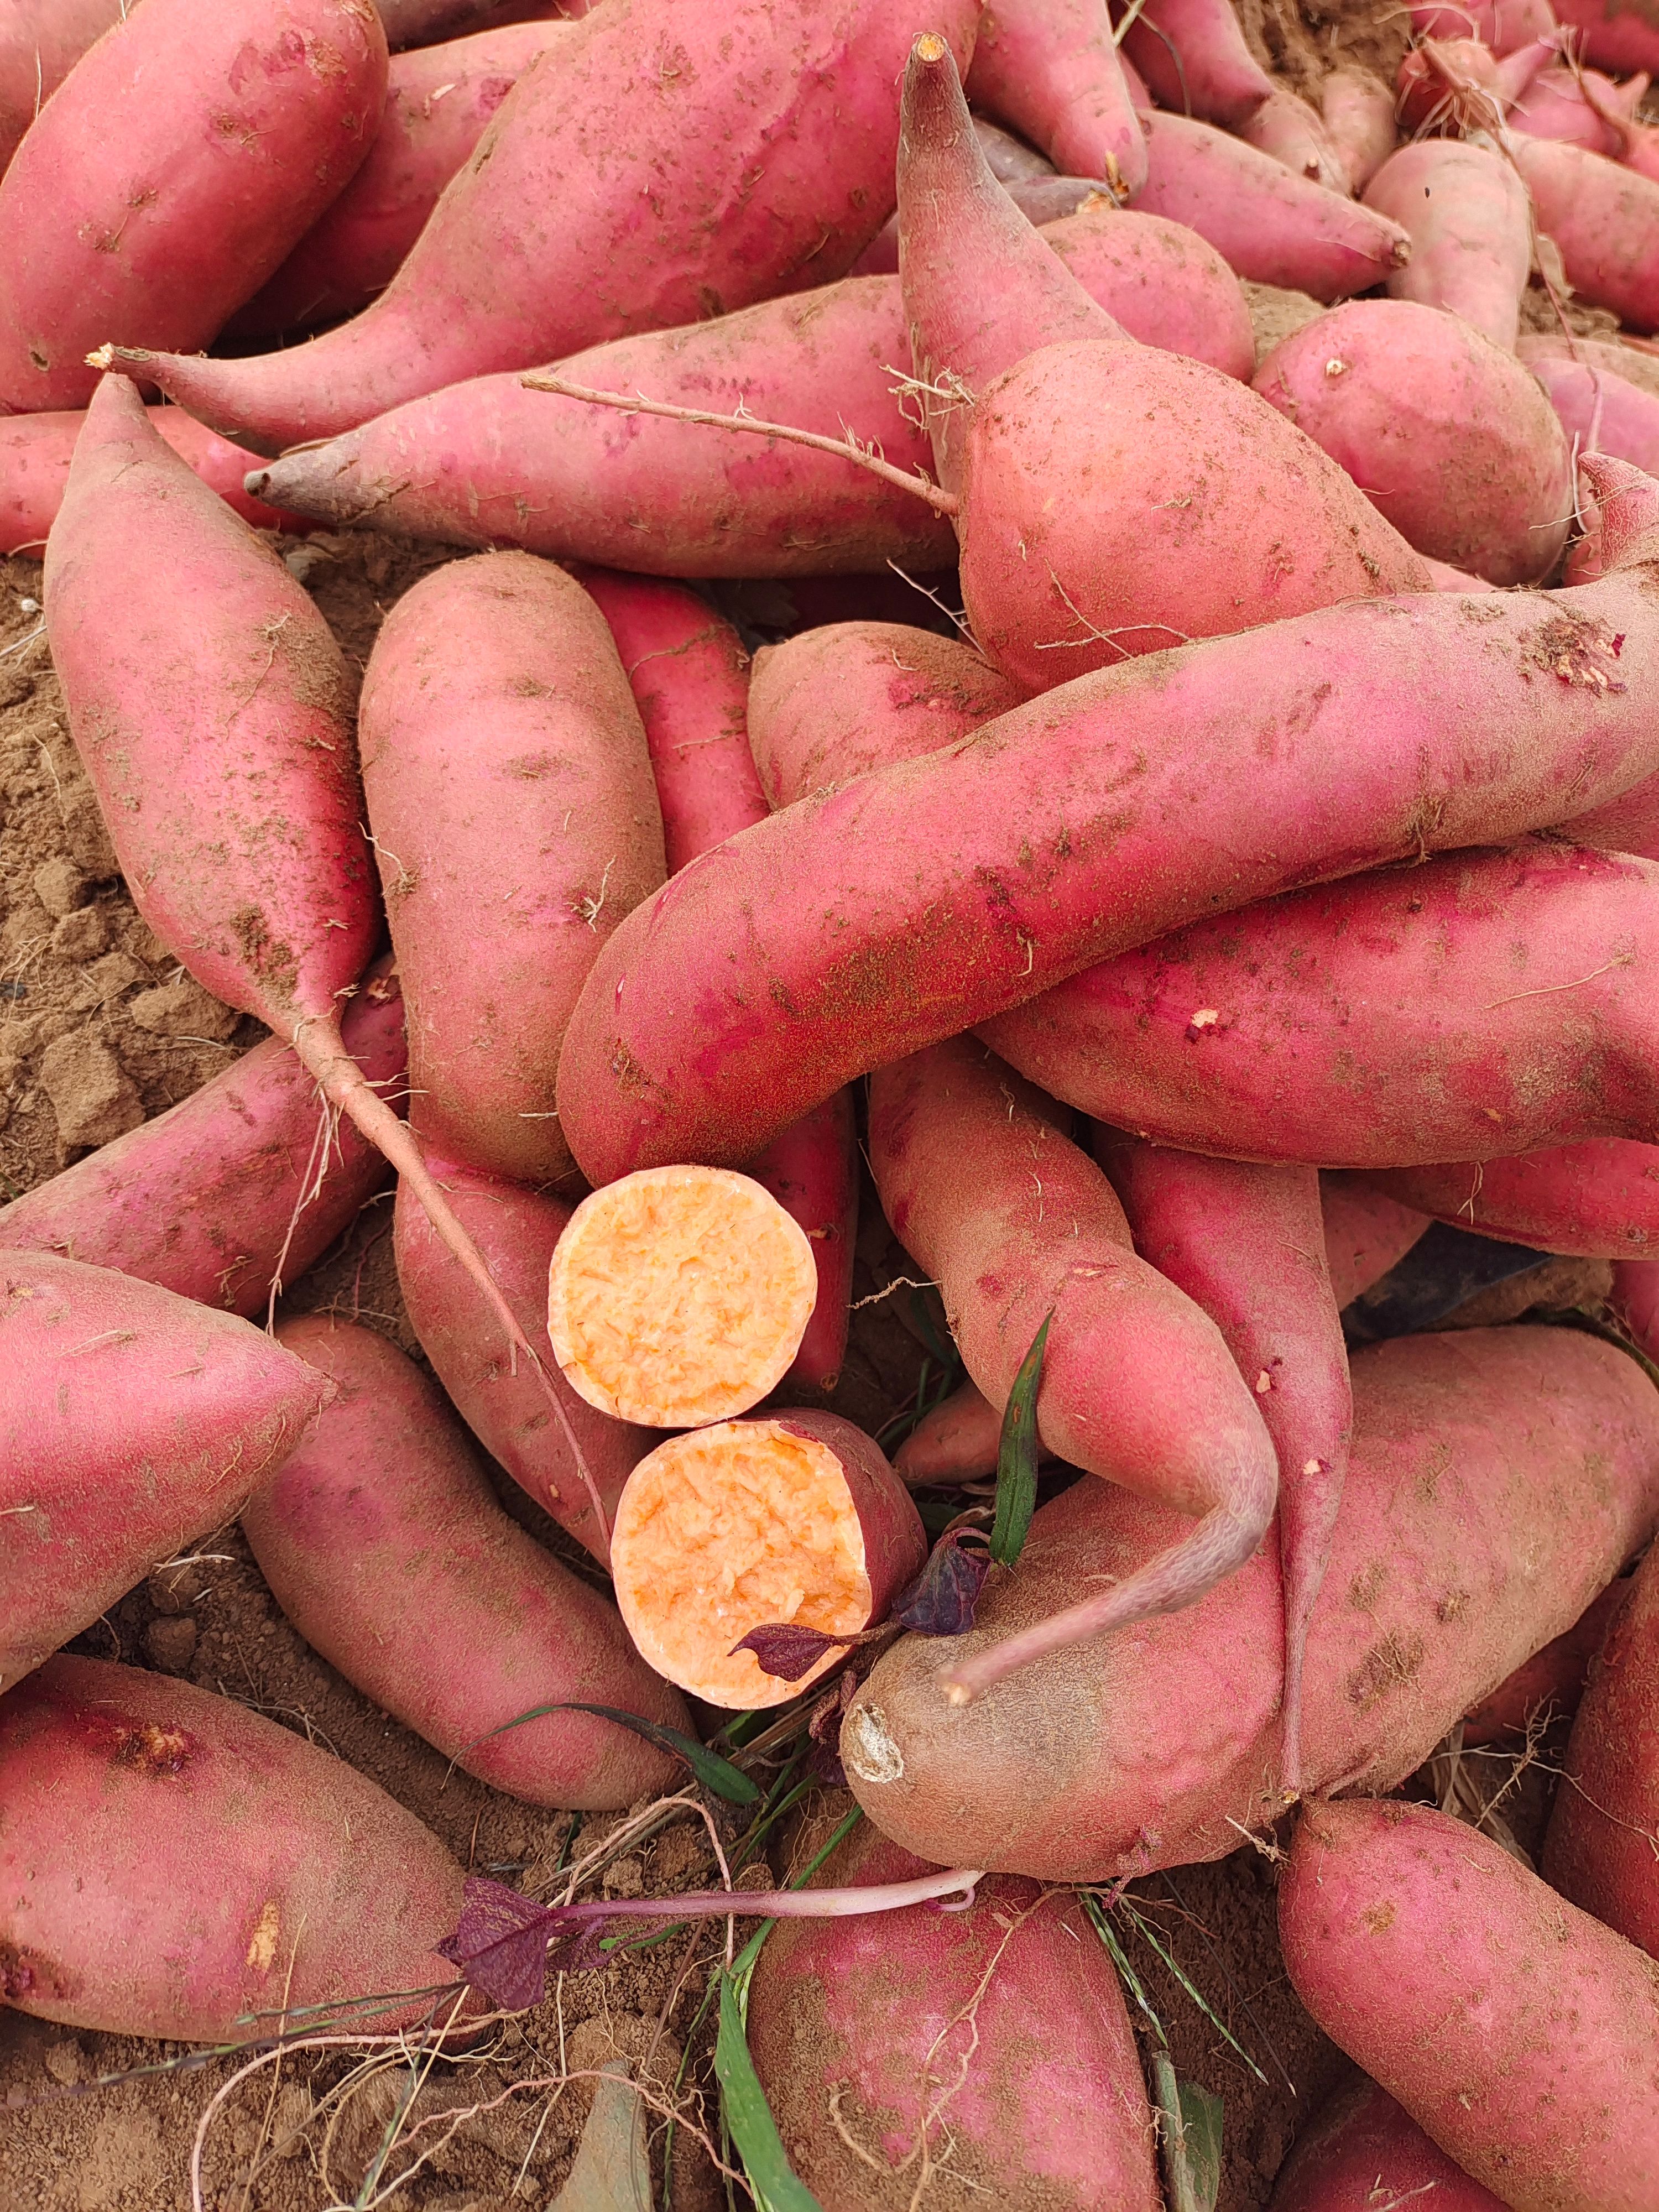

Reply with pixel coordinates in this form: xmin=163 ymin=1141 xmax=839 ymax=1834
xmin=4 ymin=0 xmax=1659 ymax=2204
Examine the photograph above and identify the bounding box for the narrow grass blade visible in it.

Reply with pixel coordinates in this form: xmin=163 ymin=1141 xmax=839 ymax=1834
xmin=471 ymin=1703 xmax=759 ymax=1806
xmin=990 ymin=1311 xmax=1052 ymax=1566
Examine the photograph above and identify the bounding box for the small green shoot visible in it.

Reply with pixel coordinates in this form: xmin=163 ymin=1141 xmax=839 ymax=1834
xmin=470 ymin=1702 xmax=760 ymax=1806
xmin=989 ymin=1310 xmax=1052 ymax=1566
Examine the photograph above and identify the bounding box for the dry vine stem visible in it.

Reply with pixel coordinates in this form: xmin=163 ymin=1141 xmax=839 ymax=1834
xmin=518 ymin=373 xmax=961 ymax=515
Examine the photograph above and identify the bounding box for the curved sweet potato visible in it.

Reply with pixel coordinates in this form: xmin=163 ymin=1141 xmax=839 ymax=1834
xmin=359 ymin=550 xmax=662 ymax=1185
xmin=244 ymin=1314 xmax=691 ymax=1808
xmin=1462 ymin=1572 xmax=1629 ymax=1744
xmin=112 ymin=0 xmax=981 ymax=455
xmin=0 ymin=1654 xmax=466 ymax=2040
xmin=1362 ymin=139 xmax=1531 ymax=351
xmin=0 ymin=0 xmax=126 ymax=177
xmin=1525 ymin=348 xmax=1659 ymax=481
xmin=1542 ymin=1536 xmax=1659 ymax=1957
xmin=0 ymin=958 xmax=404 ymax=1315
xmin=0 ymin=0 xmax=387 ymax=411
xmin=1269 ymin=2073 xmax=1510 ymax=2210
xmin=980 ymin=841 xmax=1659 ymax=1169
xmin=1364 ymin=1140 xmax=1659 ymax=1255
xmin=1319 ymin=66 xmax=1399 ymax=194
xmin=747 ymin=1823 xmax=1160 ymax=2211
xmin=1510 ymin=134 xmax=1659 ymax=333
xmin=1280 ymin=1797 xmax=1659 ymax=2207
xmin=838 ymin=1327 xmax=1659 ymax=1879
xmin=554 ymin=521 xmax=1659 ymax=1184
xmin=1319 ymin=1173 xmax=1431 ymax=1307
xmin=1253 ymin=299 xmax=1571 ymax=583
xmin=392 ymin=1161 xmax=654 ymax=1562
xmin=869 ymin=1040 xmax=1279 ymax=1695
xmin=1 ymin=1253 xmax=329 ymax=1690
xmin=967 ymin=0 xmax=1145 ymax=197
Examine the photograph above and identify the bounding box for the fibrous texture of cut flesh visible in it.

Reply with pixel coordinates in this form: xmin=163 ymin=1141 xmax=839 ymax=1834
xmin=547 ymin=1166 xmax=816 ymax=1426
xmin=611 ymin=1420 xmax=872 ymax=1707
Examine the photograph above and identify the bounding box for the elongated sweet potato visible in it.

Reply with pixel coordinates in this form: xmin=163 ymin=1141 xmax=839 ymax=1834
xmin=554 ymin=518 xmax=1659 ymax=1185
xmin=1508 ymin=60 xmax=1647 ymax=154
xmin=244 ymin=197 xmax=1255 ymax=565
xmin=1525 ymin=347 xmax=1659 ymax=481
xmin=1362 ymin=139 xmax=1531 ymax=351
xmin=1 ymin=404 xmax=304 ymax=552
xmin=0 ymin=1 xmax=125 ymax=174
xmin=1095 ymin=1135 xmax=1348 ymax=1793
xmin=1320 ymin=66 xmax=1398 ymax=194
xmin=1135 ymin=112 xmax=1411 ymax=299
xmin=1280 ymin=1797 xmax=1659 ymax=2208
xmin=967 ymin=0 xmax=1146 ymax=198
xmin=1319 ymin=1174 xmax=1431 ymax=1307
xmin=243 ymin=1316 xmax=691 ymax=1808
xmin=1510 ymin=133 xmax=1659 ymax=333
xmin=0 ymin=0 xmax=387 ymax=412
xmin=870 ymin=1041 xmax=1279 ymax=1696
xmin=359 ymin=550 xmax=662 ymax=1185
xmin=1542 ymin=1536 xmax=1659 ymax=1956
xmin=747 ymin=1092 xmax=858 ymax=1400
xmin=393 ymin=1163 xmax=654 ymax=1562
xmin=980 ymin=840 xmax=1659 ymax=1168
xmin=747 ymin=1824 xmax=1160 ymax=2211
xmin=1462 ymin=1572 xmax=1629 ymax=1744
xmin=0 ymin=1655 xmax=466 ymax=2039
xmin=1123 ymin=0 xmax=1344 ymax=189
xmin=893 ymin=1378 xmax=1005 ymax=1481
xmin=898 ymin=39 xmax=1425 ymax=691
xmin=1253 ymin=299 xmax=1571 ymax=583
xmin=1269 ymin=2074 xmax=1509 ymax=2210
xmin=1552 ymin=0 xmax=1659 ymax=74
xmin=610 ymin=1408 xmax=925 ymax=1706
xmin=1364 ymin=1140 xmax=1659 ymax=1255
xmin=231 ymin=20 xmax=568 ymax=338
xmin=0 ymin=958 xmax=404 ymax=1314
xmin=110 ymin=0 xmax=980 ymax=455
xmin=837 ymin=1327 xmax=1659 ymax=1879
xmin=1 ymin=1253 xmax=328 ymax=1690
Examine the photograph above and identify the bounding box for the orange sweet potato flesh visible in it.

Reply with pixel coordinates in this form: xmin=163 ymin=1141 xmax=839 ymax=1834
xmin=547 ymin=1165 xmax=818 ymax=1428
xmin=611 ymin=1409 xmax=926 ymax=1707
xmin=840 ymin=1327 xmax=1659 ymax=1879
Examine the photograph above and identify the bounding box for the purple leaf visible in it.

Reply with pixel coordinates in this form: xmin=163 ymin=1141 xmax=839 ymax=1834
xmin=436 ymin=1876 xmax=561 ymax=2011
xmin=729 ymin=1621 xmax=851 ymax=1682
xmin=892 ymin=1530 xmax=991 ymax=1636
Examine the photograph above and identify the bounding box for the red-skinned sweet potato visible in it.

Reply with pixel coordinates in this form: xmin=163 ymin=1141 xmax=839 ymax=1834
xmin=1095 ymin=1134 xmax=1349 ymax=1794
xmin=1508 ymin=60 xmax=1648 ymax=155
xmin=747 ymin=1824 xmax=1160 ymax=2211
xmin=109 ymin=0 xmax=981 ymax=455
xmin=0 ymin=958 xmax=404 ymax=1316
xmin=979 ymin=840 xmax=1659 ymax=1169
xmin=893 ymin=1378 xmax=1005 ymax=1482
xmin=1525 ymin=347 xmax=1659 ymax=482
xmin=1280 ymin=1796 xmax=1659 ymax=2207
xmin=359 ymin=550 xmax=662 ymax=1185
xmin=0 ymin=0 xmax=388 ymax=412
xmin=0 ymin=0 xmax=126 ymax=176
xmin=838 ymin=1328 xmax=1659 ymax=1878
xmin=553 ymin=514 xmax=1659 ymax=1185
xmin=1319 ymin=1173 xmax=1431 ymax=1307
xmin=246 ymin=197 xmax=1257 ymax=566
xmin=1364 ymin=1140 xmax=1659 ymax=1255
xmin=1362 ymin=139 xmax=1531 ymax=351
xmin=1510 ymin=133 xmax=1659 ymax=333
xmin=610 ymin=1408 xmax=926 ymax=1707
xmin=1 ymin=404 xmax=306 ymax=552
xmin=869 ymin=1040 xmax=1279 ymax=1699
xmin=0 ymin=1655 xmax=466 ymax=2040
xmin=1134 ymin=112 xmax=1411 ymax=299
xmin=1552 ymin=0 xmax=1659 ymax=75
xmin=1253 ymin=300 xmax=1571 ymax=583
xmin=1542 ymin=1536 xmax=1659 ymax=1957
xmin=1408 ymin=0 xmax=1553 ymax=54
xmin=967 ymin=0 xmax=1146 ymax=199
xmin=1 ymin=1253 xmax=330 ymax=1690
xmin=243 ymin=1315 xmax=691 ymax=1808
xmin=392 ymin=1162 xmax=655 ymax=1563
xmin=1269 ymin=2074 xmax=1509 ymax=2210
xmin=1319 ymin=66 xmax=1399 ymax=194
xmin=1462 ymin=1572 xmax=1629 ymax=1743
xmin=747 ymin=1093 xmax=858 ymax=1400
xmin=230 ymin=20 xmax=569 ymax=338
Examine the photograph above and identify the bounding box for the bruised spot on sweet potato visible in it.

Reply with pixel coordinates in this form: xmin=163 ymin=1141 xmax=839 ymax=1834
xmin=109 ymin=1720 xmax=195 ymax=1776
xmin=547 ymin=1165 xmax=816 ymax=1427
xmin=244 ymin=1899 xmax=281 ymax=1973
xmin=0 ymin=1938 xmax=69 ymax=2003
xmin=611 ymin=1420 xmax=871 ymax=1707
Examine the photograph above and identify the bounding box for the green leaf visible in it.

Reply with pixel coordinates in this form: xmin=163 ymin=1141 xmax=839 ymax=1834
xmin=714 ymin=1969 xmax=823 ymax=2212
xmin=472 ymin=1703 xmax=760 ymax=1806
xmin=1115 ymin=1900 xmax=1268 ymax=2084
xmin=1176 ymin=2081 xmax=1224 ymax=2212
xmin=989 ymin=1311 xmax=1052 ymax=1566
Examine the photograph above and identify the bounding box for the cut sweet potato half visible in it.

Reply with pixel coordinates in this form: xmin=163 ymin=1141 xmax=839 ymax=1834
xmin=610 ymin=1410 xmax=928 ymax=1708
xmin=547 ymin=1165 xmax=817 ymax=1427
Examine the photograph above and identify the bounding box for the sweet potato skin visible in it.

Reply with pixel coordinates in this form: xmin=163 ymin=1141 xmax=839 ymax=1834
xmin=0 ymin=0 xmax=126 ymax=176
xmin=1 ymin=406 xmax=304 ymax=554
xmin=1253 ymin=300 xmax=1572 ymax=585
xmin=1462 ymin=1574 xmax=1629 ymax=1745
xmin=0 ymin=961 xmax=405 ymax=1315
xmin=1 ymin=1253 xmax=330 ymax=1691
xmin=1364 ymin=1141 xmax=1659 ymax=1256
xmin=555 ymin=544 xmax=1659 ymax=1185
xmin=0 ymin=0 xmax=388 ymax=411
xmin=838 ymin=1328 xmax=1659 ymax=1880
xmin=1362 ymin=140 xmax=1531 ymax=351
xmin=244 ymin=1316 xmax=691 ymax=1808
xmin=359 ymin=550 xmax=663 ymax=1183
xmin=1511 ymin=134 xmax=1659 ymax=333
xmin=1319 ymin=1173 xmax=1430 ymax=1307
xmin=1543 ymin=1539 xmax=1659 ymax=1958
xmin=965 ymin=0 xmax=1146 ymax=199
xmin=1280 ymin=1796 xmax=1659 ymax=2209
xmin=392 ymin=1161 xmax=655 ymax=1562
xmin=1269 ymin=2074 xmax=1509 ymax=2210
xmin=980 ymin=840 xmax=1659 ymax=1170
xmin=747 ymin=1825 xmax=1160 ymax=2211
xmin=0 ymin=1655 xmax=466 ymax=2040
